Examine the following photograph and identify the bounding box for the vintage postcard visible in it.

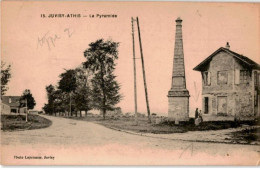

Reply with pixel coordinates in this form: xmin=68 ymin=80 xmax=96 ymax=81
xmin=1 ymin=1 xmax=260 ymax=165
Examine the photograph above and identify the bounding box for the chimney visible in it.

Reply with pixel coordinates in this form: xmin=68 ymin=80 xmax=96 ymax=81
xmin=225 ymin=42 xmax=230 ymax=49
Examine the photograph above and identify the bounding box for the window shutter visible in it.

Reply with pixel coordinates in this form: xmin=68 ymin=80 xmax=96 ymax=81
xmin=202 ymin=72 xmax=205 ymax=85
xmin=235 ymin=69 xmax=240 ymax=84
xmin=207 ymin=72 xmax=211 ymax=85
xmin=203 ymin=97 xmax=205 ymax=112
xmin=258 ymin=73 xmax=260 ymax=86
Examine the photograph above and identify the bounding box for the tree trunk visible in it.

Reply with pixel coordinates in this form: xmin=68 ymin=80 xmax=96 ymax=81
xmin=100 ymin=61 xmax=107 ymax=120
xmin=102 ymin=109 xmax=106 ymax=120
xmin=52 ymin=103 xmax=54 ymax=116
xmin=80 ymin=111 xmax=82 ymax=117
xmin=69 ymin=92 xmax=72 ymax=117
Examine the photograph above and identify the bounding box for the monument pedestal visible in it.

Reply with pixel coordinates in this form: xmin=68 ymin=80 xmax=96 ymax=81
xmin=168 ymin=89 xmax=189 ymax=121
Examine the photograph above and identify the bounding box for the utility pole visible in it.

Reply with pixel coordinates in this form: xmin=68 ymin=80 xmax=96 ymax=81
xmin=136 ymin=17 xmax=151 ymax=123
xmin=131 ymin=17 xmax=138 ymax=125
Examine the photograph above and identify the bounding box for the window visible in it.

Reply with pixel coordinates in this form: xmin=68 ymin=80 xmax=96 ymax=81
xmin=259 ymin=73 xmax=260 ymax=87
xmin=217 ymin=71 xmax=228 ymax=84
xmin=203 ymin=71 xmax=211 ymax=86
xmin=235 ymin=69 xmax=240 ymax=84
xmin=11 ymin=109 xmax=17 ymax=113
xmin=240 ymin=70 xmax=249 ymax=84
xmin=204 ymin=97 xmax=209 ymax=114
xmin=254 ymin=90 xmax=258 ymax=107
xmin=254 ymin=71 xmax=258 ymax=86
xmin=258 ymin=73 xmax=260 ymax=87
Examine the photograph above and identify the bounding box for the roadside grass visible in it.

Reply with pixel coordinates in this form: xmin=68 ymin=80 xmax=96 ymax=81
xmin=64 ymin=114 xmax=258 ymax=134
xmin=99 ymin=117 xmax=186 ymax=134
xmin=228 ymin=127 xmax=260 ymax=144
xmin=1 ymin=114 xmax=52 ymax=131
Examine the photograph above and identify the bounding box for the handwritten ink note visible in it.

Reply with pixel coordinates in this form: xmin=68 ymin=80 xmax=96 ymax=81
xmin=179 ymin=142 xmax=194 ymax=158
xmin=64 ymin=28 xmax=74 ymax=38
xmin=37 ymin=28 xmax=74 ymax=51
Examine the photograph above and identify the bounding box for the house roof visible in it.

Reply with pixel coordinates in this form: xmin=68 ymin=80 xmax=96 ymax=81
xmin=1 ymin=96 xmax=21 ymax=107
xmin=193 ymin=47 xmax=260 ymax=71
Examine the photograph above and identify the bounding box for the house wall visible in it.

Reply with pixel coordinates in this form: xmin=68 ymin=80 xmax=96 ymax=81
xmin=20 ymin=107 xmax=27 ymax=113
xmin=1 ymin=103 xmax=11 ymax=114
xmin=201 ymin=52 xmax=255 ymax=121
xmin=232 ymin=59 xmax=254 ymax=120
xmin=202 ymin=52 xmax=234 ymax=93
xmin=252 ymin=69 xmax=260 ymax=117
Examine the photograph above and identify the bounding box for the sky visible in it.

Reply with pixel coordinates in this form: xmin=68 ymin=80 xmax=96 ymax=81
xmin=1 ymin=1 xmax=259 ymax=116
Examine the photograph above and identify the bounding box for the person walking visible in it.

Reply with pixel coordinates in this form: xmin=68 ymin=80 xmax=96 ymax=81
xmin=195 ymin=108 xmax=199 ymax=119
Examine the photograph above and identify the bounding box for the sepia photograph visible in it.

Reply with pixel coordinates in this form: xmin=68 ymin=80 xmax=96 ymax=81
xmin=0 ymin=1 xmax=259 ymax=165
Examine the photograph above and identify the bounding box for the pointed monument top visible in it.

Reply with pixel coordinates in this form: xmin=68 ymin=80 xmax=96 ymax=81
xmin=176 ymin=17 xmax=182 ymax=23
xmin=169 ymin=15 xmax=188 ymax=91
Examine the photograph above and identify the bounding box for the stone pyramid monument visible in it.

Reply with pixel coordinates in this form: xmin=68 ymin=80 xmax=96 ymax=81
xmin=168 ymin=17 xmax=190 ymax=121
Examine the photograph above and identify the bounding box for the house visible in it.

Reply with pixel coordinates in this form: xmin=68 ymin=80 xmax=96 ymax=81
xmin=1 ymin=96 xmax=26 ymax=114
xmin=193 ymin=43 xmax=260 ymax=121
xmin=100 ymin=107 xmax=123 ymax=116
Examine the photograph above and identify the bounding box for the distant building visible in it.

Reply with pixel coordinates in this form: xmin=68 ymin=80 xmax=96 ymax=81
xmin=105 ymin=107 xmax=123 ymax=116
xmin=28 ymin=110 xmax=38 ymax=114
xmin=194 ymin=43 xmax=260 ymax=121
xmin=1 ymin=96 xmax=26 ymax=114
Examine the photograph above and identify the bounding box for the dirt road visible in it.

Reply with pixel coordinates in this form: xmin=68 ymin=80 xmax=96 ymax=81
xmin=1 ymin=115 xmax=259 ymax=165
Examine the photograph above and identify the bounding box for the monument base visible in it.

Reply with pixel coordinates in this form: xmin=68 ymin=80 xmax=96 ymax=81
xmin=168 ymin=89 xmax=190 ymax=121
